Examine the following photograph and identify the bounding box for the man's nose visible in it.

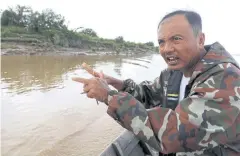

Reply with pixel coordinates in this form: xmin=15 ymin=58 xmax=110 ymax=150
xmin=160 ymin=42 xmax=174 ymax=54
xmin=162 ymin=42 xmax=174 ymax=53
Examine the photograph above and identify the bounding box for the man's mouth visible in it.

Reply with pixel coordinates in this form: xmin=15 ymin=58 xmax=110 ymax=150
xmin=166 ymin=56 xmax=179 ymax=65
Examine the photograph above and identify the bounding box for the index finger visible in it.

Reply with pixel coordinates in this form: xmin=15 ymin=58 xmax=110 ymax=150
xmin=82 ymin=62 xmax=99 ymax=77
xmin=72 ymin=77 xmax=90 ymax=84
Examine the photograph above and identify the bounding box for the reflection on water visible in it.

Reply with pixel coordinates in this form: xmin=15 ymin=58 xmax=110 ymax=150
xmin=1 ymin=54 xmax=154 ymax=95
xmin=1 ymin=53 xmax=164 ymax=156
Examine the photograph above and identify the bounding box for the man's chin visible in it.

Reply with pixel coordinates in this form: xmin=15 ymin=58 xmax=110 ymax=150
xmin=167 ymin=64 xmax=183 ymax=71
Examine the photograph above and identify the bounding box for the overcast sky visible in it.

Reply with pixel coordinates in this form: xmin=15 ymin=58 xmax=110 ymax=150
xmin=1 ymin=0 xmax=239 ymax=54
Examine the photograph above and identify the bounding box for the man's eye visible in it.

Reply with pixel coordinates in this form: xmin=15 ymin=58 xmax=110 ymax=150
xmin=158 ymin=40 xmax=164 ymax=45
xmin=173 ymin=36 xmax=182 ymax=40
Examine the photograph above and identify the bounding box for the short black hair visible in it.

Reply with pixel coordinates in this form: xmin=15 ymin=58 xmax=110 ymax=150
xmin=158 ymin=10 xmax=202 ymax=36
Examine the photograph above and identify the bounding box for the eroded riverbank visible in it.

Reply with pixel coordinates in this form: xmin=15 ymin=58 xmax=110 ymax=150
xmin=1 ymin=41 xmax=157 ymax=56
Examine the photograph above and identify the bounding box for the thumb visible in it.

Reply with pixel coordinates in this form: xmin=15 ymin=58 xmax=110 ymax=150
xmin=99 ymin=70 xmax=105 ymax=79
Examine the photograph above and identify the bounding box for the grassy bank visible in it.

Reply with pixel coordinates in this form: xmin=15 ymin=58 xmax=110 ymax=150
xmin=1 ymin=5 xmax=158 ymax=55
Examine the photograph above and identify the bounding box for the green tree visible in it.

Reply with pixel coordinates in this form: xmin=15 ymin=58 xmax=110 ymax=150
xmin=27 ymin=11 xmax=42 ymax=32
xmin=40 ymin=9 xmax=67 ymax=30
xmin=80 ymin=28 xmax=98 ymax=37
xmin=115 ymin=36 xmax=124 ymax=43
xmin=1 ymin=9 xmax=17 ymax=26
xmin=145 ymin=41 xmax=154 ymax=47
xmin=14 ymin=5 xmax=32 ymax=26
xmin=1 ymin=5 xmax=32 ymax=26
xmin=1 ymin=5 xmax=67 ymax=31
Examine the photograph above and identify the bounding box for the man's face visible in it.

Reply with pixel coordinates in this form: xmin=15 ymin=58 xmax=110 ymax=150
xmin=158 ymin=15 xmax=204 ymax=71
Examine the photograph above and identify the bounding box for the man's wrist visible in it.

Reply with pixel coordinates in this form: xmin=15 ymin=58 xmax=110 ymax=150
xmin=106 ymin=90 xmax=119 ymax=104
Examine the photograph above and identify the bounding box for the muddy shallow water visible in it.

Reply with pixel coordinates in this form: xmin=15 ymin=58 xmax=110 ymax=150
xmin=1 ymin=54 xmax=166 ymax=156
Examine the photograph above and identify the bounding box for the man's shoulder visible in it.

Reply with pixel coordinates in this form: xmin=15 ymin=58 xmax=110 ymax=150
xmin=194 ymin=62 xmax=240 ymax=90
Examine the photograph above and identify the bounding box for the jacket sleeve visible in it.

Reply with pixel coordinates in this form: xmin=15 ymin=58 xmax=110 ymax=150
xmin=106 ymin=64 xmax=240 ymax=154
xmin=119 ymin=72 xmax=164 ymax=108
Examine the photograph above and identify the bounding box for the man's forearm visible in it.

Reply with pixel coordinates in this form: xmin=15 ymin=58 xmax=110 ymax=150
xmin=108 ymin=77 xmax=124 ymax=91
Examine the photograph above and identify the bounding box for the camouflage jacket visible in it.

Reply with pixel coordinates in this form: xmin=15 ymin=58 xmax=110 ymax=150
xmin=106 ymin=42 xmax=240 ymax=156
xmin=121 ymin=69 xmax=183 ymax=111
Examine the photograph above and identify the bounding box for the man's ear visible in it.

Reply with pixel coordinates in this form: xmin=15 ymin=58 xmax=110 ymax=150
xmin=198 ymin=33 xmax=205 ymax=48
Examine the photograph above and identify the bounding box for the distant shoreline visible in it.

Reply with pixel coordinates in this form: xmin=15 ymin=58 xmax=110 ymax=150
xmin=1 ymin=41 xmax=156 ymax=56
xmin=1 ymin=25 xmax=158 ymax=56
xmin=1 ymin=5 xmax=158 ymax=56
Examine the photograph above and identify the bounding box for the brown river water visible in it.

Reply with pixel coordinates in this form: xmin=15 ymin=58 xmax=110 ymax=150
xmin=1 ymin=53 xmax=167 ymax=156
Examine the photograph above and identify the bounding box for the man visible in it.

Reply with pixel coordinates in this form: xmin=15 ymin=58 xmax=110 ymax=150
xmin=72 ymin=10 xmax=240 ymax=156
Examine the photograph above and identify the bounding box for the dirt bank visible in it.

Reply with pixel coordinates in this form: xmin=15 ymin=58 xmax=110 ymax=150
xmin=1 ymin=42 xmax=155 ymax=56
